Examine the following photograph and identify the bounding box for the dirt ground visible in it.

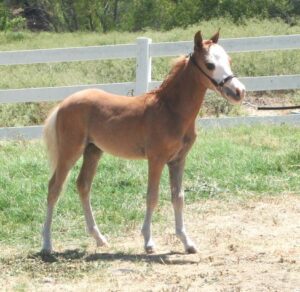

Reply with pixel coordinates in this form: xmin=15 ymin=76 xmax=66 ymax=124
xmin=1 ymin=194 xmax=299 ymax=292
xmin=242 ymin=94 xmax=300 ymax=117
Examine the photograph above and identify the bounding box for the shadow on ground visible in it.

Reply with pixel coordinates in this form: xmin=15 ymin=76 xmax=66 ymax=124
xmin=31 ymin=248 xmax=199 ymax=265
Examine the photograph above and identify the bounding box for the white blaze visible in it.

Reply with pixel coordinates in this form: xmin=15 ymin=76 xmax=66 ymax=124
xmin=207 ymin=44 xmax=233 ymax=83
xmin=207 ymin=44 xmax=245 ymax=103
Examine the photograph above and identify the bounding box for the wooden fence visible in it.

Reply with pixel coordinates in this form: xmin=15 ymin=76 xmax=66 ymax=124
xmin=0 ymin=34 xmax=300 ymax=139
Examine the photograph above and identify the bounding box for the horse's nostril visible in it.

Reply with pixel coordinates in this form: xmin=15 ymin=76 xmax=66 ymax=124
xmin=236 ymin=88 xmax=245 ymax=99
xmin=241 ymin=89 xmax=245 ymax=99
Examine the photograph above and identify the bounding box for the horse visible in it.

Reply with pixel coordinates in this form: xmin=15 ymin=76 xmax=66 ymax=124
xmin=42 ymin=30 xmax=245 ymax=254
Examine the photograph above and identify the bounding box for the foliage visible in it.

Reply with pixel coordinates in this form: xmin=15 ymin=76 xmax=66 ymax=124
xmin=0 ymin=3 xmax=26 ymax=31
xmin=1 ymin=0 xmax=299 ymax=32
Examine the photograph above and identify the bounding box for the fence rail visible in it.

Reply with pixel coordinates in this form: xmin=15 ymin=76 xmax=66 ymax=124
xmin=0 ymin=34 xmax=299 ymax=139
xmin=0 ymin=44 xmax=137 ymax=65
xmin=0 ymin=82 xmax=135 ymax=104
xmin=1 ymin=114 xmax=300 ymax=141
xmin=1 ymin=34 xmax=299 ymax=66
xmin=149 ymin=75 xmax=300 ymax=92
xmin=150 ymin=34 xmax=300 ymax=56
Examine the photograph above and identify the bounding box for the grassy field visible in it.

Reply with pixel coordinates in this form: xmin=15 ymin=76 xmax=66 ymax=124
xmin=0 ymin=18 xmax=300 ymax=127
xmin=0 ymin=125 xmax=299 ymax=248
xmin=0 ymin=125 xmax=299 ymax=291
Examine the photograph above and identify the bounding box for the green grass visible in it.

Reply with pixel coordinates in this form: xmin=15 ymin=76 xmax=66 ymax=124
xmin=0 ymin=17 xmax=299 ymax=127
xmin=1 ymin=18 xmax=299 ymax=51
xmin=0 ymin=125 xmax=299 ymax=248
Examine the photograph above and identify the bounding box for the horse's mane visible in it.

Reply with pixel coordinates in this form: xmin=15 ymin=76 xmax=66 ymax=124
xmin=153 ymin=56 xmax=187 ymax=97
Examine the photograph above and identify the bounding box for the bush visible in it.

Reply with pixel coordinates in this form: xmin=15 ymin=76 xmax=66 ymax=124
xmin=0 ymin=4 xmax=26 ymax=32
xmin=5 ymin=16 xmax=26 ymax=31
xmin=1 ymin=0 xmax=299 ymax=32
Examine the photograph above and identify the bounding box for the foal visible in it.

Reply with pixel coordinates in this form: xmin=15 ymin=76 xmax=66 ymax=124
xmin=42 ymin=31 xmax=245 ymax=254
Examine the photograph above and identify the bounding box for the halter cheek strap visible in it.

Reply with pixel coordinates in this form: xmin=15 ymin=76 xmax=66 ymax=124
xmin=188 ymin=53 xmax=236 ymax=90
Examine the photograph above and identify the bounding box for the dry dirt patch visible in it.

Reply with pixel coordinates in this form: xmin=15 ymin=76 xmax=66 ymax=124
xmin=242 ymin=94 xmax=300 ymax=116
xmin=1 ymin=195 xmax=299 ymax=291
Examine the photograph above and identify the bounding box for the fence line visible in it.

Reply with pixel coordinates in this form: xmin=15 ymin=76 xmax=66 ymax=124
xmin=0 ymin=44 xmax=137 ymax=65
xmin=1 ymin=114 xmax=299 ymax=141
xmin=1 ymin=75 xmax=299 ymax=105
xmin=149 ymin=75 xmax=300 ymax=92
xmin=0 ymin=34 xmax=299 ymax=104
xmin=149 ymin=34 xmax=300 ymax=57
xmin=1 ymin=34 xmax=299 ymax=66
xmin=0 ymin=34 xmax=299 ymax=139
xmin=0 ymin=82 xmax=135 ymax=104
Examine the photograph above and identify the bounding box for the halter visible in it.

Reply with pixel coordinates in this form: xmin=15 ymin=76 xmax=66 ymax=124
xmin=188 ymin=53 xmax=236 ymax=91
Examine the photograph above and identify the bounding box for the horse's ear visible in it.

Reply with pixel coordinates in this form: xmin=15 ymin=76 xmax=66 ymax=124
xmin=194 ymin=30 xmax=203 ymax=50
xmin=210 ymin=28 xmax=220 ymax=43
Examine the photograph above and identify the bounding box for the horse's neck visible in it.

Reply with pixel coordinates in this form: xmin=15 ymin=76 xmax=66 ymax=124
xmin=161 ymin=63 xmax=207 ymax=123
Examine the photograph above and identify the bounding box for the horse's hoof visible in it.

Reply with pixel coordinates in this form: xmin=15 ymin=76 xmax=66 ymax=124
xmin=40 ymin=248 xmax=52 ymax=255
xmin=145 ymin=246 xmax=155 ymax=254
xmin=186 ymin=246 xmax=198 ymax=254
xmin=96 ymin=239 xmax=108 ymax=247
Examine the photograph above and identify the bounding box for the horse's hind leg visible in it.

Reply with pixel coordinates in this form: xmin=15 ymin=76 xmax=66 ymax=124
xmin=76 ymin=144 xmax=108 ymax=247
xmin=42 ymin=142 xmax=84 ymax=253
xmin=42 ymin=161 xmax=74 ymax=253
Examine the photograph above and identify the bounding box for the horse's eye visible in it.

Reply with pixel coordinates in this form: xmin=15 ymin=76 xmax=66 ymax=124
xmin=206 ymin=62 xmax=215 ymax=70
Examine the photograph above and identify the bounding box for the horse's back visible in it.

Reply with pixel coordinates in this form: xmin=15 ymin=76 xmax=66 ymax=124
xmin=61 ymin=88 xmax=137 ymax=106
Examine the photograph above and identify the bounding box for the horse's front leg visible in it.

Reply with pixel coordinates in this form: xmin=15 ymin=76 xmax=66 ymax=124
xmin=141 ymin=159 xmax=165 ymax=253
xmin=168 ymin=158 xmax=197 ymax=253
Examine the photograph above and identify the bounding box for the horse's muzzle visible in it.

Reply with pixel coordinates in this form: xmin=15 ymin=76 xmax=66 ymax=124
xmin=223 ymin=86 xmax=245 ymax=102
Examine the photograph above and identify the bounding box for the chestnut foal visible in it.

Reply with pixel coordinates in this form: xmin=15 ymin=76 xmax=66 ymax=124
xmin=42 ymin=31 xmax=245 ymax=254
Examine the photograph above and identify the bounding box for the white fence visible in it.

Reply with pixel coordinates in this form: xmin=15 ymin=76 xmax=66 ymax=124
xmin=0 ymin=34 xmax=300 ymax=139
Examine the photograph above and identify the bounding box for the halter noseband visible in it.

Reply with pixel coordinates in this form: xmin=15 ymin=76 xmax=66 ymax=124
xmin=188 ymin=53 xmax=236 ymax=90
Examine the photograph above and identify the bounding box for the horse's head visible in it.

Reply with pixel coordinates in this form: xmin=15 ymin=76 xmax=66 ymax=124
xmin=191 ymin=30 xmax=245 ymax=104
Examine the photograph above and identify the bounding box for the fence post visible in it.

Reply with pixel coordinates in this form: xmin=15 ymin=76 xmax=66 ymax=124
xmin=135 ymin=37 xmax=152 ymax=95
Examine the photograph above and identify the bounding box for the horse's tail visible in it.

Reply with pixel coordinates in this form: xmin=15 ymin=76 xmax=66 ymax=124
xmin=43 ymin=107 xmax=59 ymax=176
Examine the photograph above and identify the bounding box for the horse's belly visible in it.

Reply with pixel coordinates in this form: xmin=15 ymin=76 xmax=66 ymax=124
xmin=89 ymin=112 xmax=146 ymax=159
xmin=92 ymin=138 xmax=146 ymax=160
